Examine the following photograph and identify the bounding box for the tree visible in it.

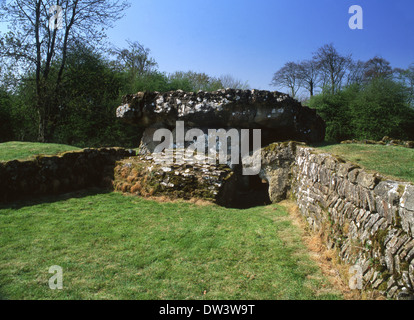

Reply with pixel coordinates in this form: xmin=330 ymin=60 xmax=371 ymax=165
xmin=297 ymin=59 xmax=320 ymax=97
xmin=308 ymin=85 xmax=359 ymax=142
xmin=0 ymin=0 xmax=130 ymax=142
xmin=271 ymin=62 xmax=302 ymax=99
xmin=394 ymin=64 xmax=414 ymax=105
xmin=349 ymin=77 xmax=414 ymax=140
xmin=346 ymin=60 xmax=366 ymax=86
xmin=168 ymin=71 xmax=222 ymax=92
xmin=218 ymin=74 xmax=250 ymax=90
xmin=308 ymin=78 xmax=414 ymax=142
xmin=111 ymin=40 xmax=158 ymax=78
xmin=363 ymin=56 xmax=393 ymax=81
xmin=313 ymin=44 xmax=352 ymax=94
xmin=53 ymin=42 xmax=130 ymax=146
xmin=0 ymin=87 xmax=14 ymax=142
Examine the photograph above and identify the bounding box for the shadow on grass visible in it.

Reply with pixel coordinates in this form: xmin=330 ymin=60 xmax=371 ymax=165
xmin=0 ymin=187 xmax=113 ymax=211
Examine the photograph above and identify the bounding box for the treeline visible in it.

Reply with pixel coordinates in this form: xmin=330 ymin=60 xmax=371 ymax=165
xmin=271 ymin=44 xmax=414 ymax=142
xmin=0 ymin=41 xmax=248 ymax=147
xmin=0 ymin=1 xmax=250 ymax=147
xmin=1 ymin=0 xmax=413 ymax=148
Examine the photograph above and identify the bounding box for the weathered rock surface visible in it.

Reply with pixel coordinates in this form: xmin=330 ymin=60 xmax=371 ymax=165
xmin=113 ymin=154 xmax=240 ymax=207
xmin=0 ymin=148 xmax=134 ymax=203
xmin=116 ymin=89 xmax=326 ymax=146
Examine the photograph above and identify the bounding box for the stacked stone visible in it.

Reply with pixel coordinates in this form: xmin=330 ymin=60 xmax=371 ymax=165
xmin=292 ymin=146 xmax=414 ymax=300
xmin=0 ymin=148 xmax=134 ymax=203
xmin=113 ymin=155 xmax=238 ymax=206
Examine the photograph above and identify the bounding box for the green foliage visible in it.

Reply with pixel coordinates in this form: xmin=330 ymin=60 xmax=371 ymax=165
xmin=1 ymin=31 xmax=252 ymax=147
xmin=349 ymin=78 xmax=414 ymax=140
xmin=308 ymin=85 xmax=360 ymax=142
xmin=0 ymin=88 xmax=13 ymax=142
xmin=125 ymin=72 xmax=194 ymax=94
xmin=168 ymin=71 xmax=223 ymax=92
xmin=52 ymin=44 xmax=141 ymax=148
xmin=308 ymin=78 xmax=414 ymax=142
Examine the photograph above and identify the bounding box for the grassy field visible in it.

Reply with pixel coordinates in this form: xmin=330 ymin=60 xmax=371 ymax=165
xmin=0 ymin=191 xmax=342 ymax=300
xmin=315 ymin=143 xmax=414 ymax=183
xmin=3 ymin=141 xmax=411 ymax=300
xmin=0 ymin=141 xmax=80 ymax=162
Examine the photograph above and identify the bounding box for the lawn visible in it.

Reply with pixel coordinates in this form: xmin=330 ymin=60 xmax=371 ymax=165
xmin=315 ymin=143 xmax=414 ymax=183
xmin=0 ymin=191 xmax=342 ymax=300
xmin=7 ymin=141 xmax=411 ymax=300
xmin=0 ymin=141 xmax=80 ymax=162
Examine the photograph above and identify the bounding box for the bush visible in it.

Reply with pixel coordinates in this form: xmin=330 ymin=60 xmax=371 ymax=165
xmin=51 ymin=46 xmax=142 ymax=148
xmin=308 ymin=79 xmax=414 ymax=142
xmin=349 ymin=78 xmax=414 ymax=140
xmin=307 ymin=85 xmax=360 ymax=142
xmin=0 ymin=88 xmax=14 ymax=142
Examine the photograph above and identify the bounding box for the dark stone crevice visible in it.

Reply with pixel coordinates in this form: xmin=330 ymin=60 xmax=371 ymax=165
xmin=222 ymin=168 xmax=271 ymax=209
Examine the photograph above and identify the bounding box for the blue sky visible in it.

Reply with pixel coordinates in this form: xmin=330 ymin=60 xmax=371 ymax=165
xmin=106 ymin=0 xmax=414 ymax=91
xmin=1 ymin=0 xmax=413 ymax=91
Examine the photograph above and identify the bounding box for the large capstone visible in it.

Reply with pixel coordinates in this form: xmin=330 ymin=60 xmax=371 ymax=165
xmin=116 ymin=89 xmax=326 ymax=152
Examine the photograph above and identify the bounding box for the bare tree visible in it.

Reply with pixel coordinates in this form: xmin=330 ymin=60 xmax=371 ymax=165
xmin=271 ymin=62 xmax=302 ymax=99
xmin=297 ymin=59 xmax=320 ymax=97
xmin=218 ymin=74 xmax=250 ymax=90
xmin=111 ymin=40 xmax=158 ymax=77
xmin=346 ymin=60 xmax=366 ymax=86
xmin=395 ymin=64 xmax=414 ymax=105
xmin=363 ymin=56 xmax=394 ymax=81
xmin=314 ymin=44 xmax=352 ymax=94
xmin=0 ymin=0 xmax=130 ymax=142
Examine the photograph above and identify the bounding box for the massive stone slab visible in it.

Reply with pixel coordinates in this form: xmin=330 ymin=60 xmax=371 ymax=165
xmin=116 ymin=89 xmax=326 ymax=147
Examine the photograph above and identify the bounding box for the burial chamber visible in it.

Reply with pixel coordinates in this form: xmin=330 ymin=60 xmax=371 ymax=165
xmin=116 ymin=89 xmax=325 ymax=150
xmin=115 ymin=89 xmax=325 ymax=209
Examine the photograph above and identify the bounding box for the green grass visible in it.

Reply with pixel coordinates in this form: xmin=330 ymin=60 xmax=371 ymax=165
xmin=315 ymin=143 xmax=414 ymax=183
xmin=0 ymin=142 xmax=80 ymax=162
xmin=0 ymin=191 xmax=342 ymax=300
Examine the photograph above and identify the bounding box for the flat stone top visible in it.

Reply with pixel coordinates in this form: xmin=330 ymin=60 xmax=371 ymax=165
xmin=117 ymin=89 xmax=294 ymax=118
xmin=116 ymin=89 xmax=326 ymax=143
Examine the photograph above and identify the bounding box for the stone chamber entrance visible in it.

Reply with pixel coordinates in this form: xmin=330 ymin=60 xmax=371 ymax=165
xmin=223 ymin=166 xmax=272 ymax=209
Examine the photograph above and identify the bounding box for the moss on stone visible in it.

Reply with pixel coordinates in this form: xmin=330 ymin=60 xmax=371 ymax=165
xmin=378 ymin=281 xmax=388 ymax=292
xmin=397 ymin=184 xmax=406 ymax=197
xmin=394 ymin=211 xmax=403 ymax=228
xmin=374 ymin=229 xmax=389 ymax=254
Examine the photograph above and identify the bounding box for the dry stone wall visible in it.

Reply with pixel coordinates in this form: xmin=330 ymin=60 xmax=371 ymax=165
xmin=113 ymin=154 xmax=239 ymax=207
xmin=259 ymin=142 xmax=414 ymax=300
xmin=0 ymin=148 xmax=134 ymax=203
